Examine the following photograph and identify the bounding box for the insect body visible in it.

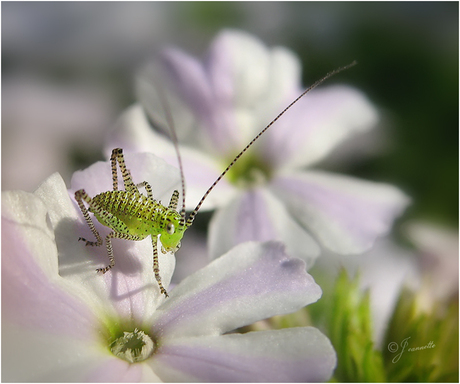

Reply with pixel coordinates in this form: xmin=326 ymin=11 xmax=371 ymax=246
xmin=76 ymin=61 xmax=357 ymax=297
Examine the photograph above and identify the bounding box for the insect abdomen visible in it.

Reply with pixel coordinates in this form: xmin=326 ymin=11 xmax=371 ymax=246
xmin=90 ymin=190 xmax=166 ymax=238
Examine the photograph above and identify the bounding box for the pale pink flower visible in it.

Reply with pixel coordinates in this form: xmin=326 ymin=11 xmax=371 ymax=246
xmin=2 ymin=152 xmax=336 ymax=382
xmin=107 ymin=29 xmax=409 ymax=268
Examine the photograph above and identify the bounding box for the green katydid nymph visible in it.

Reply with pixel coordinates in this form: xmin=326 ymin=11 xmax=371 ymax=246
xmin=75 ymin=61 xmax=357 ymax=297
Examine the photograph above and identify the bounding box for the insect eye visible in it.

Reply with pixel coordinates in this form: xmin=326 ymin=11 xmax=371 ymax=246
xmin=166 ymin=222 xmax=175 ymax=235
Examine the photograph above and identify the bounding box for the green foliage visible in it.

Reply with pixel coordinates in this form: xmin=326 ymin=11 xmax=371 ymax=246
xmin=313 ymin=269 xmax=386 ymax=382
xmin=258 ymin=266 xmax=459 ymax=383
xmin=383 ymin=288 xmax=459 ymax=382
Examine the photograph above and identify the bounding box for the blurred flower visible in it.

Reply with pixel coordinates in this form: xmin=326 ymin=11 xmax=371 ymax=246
xmin=2 ymin=75 xmax=115 ymax=191
xmin=107 ymin=29 xmax=409 ymax=268
xmin=404 ymin=221 xmax=459 ymax=312
xmin=2 ymin=153 xmax=336 ymax=382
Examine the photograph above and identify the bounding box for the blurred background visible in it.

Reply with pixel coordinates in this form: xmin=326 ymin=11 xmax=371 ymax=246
xmin=2 ymin=1 xmax=458 ymax=231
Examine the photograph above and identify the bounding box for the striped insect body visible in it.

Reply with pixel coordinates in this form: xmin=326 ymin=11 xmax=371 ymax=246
xmin=76 ymin=61 xmax=357 ymax=297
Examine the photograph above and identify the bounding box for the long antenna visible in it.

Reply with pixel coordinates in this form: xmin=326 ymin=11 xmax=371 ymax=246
xmin=186 ymin=60 xmax=358 ymax=227
xmin=156 ymin=84 xmax=187 ymax=224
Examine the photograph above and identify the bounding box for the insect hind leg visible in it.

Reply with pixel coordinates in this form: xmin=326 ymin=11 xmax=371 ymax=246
xmin=75 ymin=189 xmax=103 ymax=247
xmin=111 ymin=148 xmax=137 ymax=193
xmin=136 ymin=181 xmax=154 ymax=200
xmin=97 ymin=231 xmax=143 ymax=274
xmin=112 ymin=148 xmax=156 ymax=201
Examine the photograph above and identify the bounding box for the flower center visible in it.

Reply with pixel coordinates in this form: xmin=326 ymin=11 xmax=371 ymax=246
xmin=226 ymin=153 xmax=273 ymax=188
xmin=110 ymin=328 xmax=155 ymax=363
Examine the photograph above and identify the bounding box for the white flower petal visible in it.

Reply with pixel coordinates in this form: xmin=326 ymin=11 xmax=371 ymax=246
xmin=2 ymin=197 xmax=98 ymax=334
xmin=136 ymin=59 xmax=201 ymax=146
xmin=104 ymin=104 xmax=173 ymax=158
xmin=152 ymin=241 xmax=321 ymax=339
xmin=3 ymin=189 xmax=59 ymax=278
xmin=152 ymin=328 xmax=336 ymax=382
xmin=206 ymin=29 xmax=303 ymax=145
xmin=260 ymin=85 xmax=379 ymax=169
xmin=2 ymin=324 xmax=113 ymax=382
xmin=2 ymin=197 xmax=110 ymax=381
xmin=206 ymin=29 xmax=271 ymax=106
xmin=105 ymin=104 xmax=237 ymax=211
xmin=404 ymin=221 xmax=459 ymax=304
xmin=85 ymin=356 xmax=162 ymax=382
xmin=270 ymin=170 xmax=410 ymax=254
xmin=138 ymin=46 xmax=240 ymax=155
xmin=208 ymin=188 xmax=320 ymax=268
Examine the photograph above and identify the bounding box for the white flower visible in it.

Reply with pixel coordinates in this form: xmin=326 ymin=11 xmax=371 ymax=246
xmin=2 ymin=152 xmax=336 ymax=382
xmin=107 ymin=29 xmax=409 ymax=268
xmin=404 ymin=221 xmax=459 ymax=312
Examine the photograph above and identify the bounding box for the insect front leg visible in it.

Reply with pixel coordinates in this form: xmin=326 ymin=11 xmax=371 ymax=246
xmin=75 ymin=189 xmax=103 ymax=247
xmin=151 ymin=238 xmax=169 ymax=297
xmin=111 ymin=148 xmax=137 ymax=192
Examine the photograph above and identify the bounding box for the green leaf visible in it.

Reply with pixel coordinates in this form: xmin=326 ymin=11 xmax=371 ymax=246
xmin=383 ymin=288 xmax=459 ymax=382
xmin=311 ymin=269 xmax=386 ymax=382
